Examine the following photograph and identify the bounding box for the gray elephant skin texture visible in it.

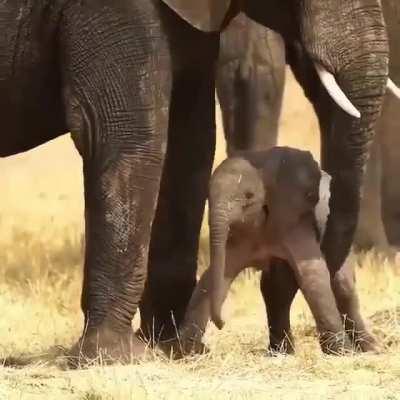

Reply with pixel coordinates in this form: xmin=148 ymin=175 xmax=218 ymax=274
xmin=0 ymin=0 xmax=389 ymax=364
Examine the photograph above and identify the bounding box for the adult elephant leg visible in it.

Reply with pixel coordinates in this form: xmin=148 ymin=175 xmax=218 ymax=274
xmin=216 ymin=15 xmax=286 ymax=156
xmin=260 ymin=259 xmax=298 ymax=354
xmin=61 ymin=0 xmax=171 ymax=364
xmin=139 ymin=20 xmax=219 ymax=342
xmin=380 ymin=92 xmax=400 ymax=253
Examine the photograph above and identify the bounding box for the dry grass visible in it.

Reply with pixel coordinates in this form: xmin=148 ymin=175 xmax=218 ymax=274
xmin=0 ymin=71 xmax=399 ymax=399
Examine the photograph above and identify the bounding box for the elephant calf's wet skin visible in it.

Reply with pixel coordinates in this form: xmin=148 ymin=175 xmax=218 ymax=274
xmin=169 ymin=147 xmax=377 ymax=358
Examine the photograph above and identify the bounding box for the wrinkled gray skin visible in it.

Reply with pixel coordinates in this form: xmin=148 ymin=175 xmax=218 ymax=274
xmin=172 ymin=148 xmax=376 ymax=356
xmin=0 ymin=0 xmax=388 ymax=365
xmin=355 ymin=0 xmax=400 ymax=252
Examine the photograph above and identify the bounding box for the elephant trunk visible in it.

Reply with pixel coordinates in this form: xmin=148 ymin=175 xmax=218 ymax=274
xmin=322 ymin=56 xmax=388 ymax=269
xmin=317 ymin=20 xmax=388 ymax=268
xmin=208 ymin=202 xmax=230 ymax=330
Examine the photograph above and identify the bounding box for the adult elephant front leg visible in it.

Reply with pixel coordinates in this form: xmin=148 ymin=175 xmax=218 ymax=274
xmin=139 ymin=17 xmax=219 ymax=342
xmin=61 ymin=0 xmax=171 ymax=364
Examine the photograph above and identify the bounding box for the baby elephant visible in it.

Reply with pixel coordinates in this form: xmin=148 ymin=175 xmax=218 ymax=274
xmin=172 ymin=147 xmax=376 ymax=356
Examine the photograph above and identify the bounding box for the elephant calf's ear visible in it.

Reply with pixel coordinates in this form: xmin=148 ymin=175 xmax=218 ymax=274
xmin=161 ymin=0 xmax=232 ymax=32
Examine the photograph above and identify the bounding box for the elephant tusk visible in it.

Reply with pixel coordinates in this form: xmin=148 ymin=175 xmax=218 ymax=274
xmin=387 ymin=78 xmax=400 ymax=99
xmin=314 ymin=62 xmax=361 ymax=119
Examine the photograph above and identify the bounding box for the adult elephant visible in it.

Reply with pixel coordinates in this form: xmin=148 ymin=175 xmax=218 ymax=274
xmin=0 ymin=0 xmax=390 ymax=363
xmin=355 ymin=0 xmax=400 ymax=253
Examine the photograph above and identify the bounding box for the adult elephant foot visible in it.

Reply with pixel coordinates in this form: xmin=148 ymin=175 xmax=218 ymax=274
xmin=68 ymin=326 xmax=148 ymax=368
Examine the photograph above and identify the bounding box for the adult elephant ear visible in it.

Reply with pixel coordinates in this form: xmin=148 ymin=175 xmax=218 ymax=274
xmin=161 ymin=0 xmax=232 ymax=32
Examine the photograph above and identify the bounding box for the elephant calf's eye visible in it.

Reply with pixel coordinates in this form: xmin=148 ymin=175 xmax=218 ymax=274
xmin=245 ymin=191 xmax=254 ymax=200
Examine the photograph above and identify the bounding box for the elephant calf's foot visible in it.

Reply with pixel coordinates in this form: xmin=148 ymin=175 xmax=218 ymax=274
xmin=349 ymin=330 xmax=379 ymax=353
xmin=68 ymin=326 xmax=148 ymax=368
xmin=160 ymin=337 xmax=209 ymax=359
xmin=159 ymin=326 xmax=209 ymax=359
xmin=319 ymin=331 xmax=353 ymax=355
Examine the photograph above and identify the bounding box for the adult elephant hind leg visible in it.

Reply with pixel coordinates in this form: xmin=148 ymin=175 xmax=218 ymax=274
xmin=139 ymin=20 xmax=219 ymax=343
xmin=61 ymin=0 xmax=171 ymax=366
xmin=260 ymin=259 xmax=298 ymax=355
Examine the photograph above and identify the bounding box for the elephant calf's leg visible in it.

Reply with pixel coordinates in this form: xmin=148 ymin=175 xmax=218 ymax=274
xmin=164 ymin=265 xmax=241 ymax=358
xmin=162 ymin=268 xmax=214 ymax=357
xmin=260 ymin=259 xmax=298 ymax=354
xmin=332 ymin=262 xmax=377 ymax=352
xmin=285 ymin=226 xmax=351 ymax=354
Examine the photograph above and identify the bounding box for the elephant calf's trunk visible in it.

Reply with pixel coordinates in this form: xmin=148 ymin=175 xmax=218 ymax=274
xmin=209 ymin=209 xmax=229 ymax=330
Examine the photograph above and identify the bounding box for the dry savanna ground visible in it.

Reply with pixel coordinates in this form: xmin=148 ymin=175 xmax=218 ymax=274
xmin=0 ymin=71 xmax=400 ymax=399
